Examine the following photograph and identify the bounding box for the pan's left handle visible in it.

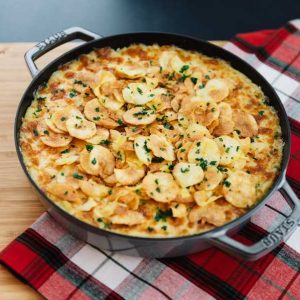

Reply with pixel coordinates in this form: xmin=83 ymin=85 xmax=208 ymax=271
xmin=24 ymin=27 xmax=101 ymax=77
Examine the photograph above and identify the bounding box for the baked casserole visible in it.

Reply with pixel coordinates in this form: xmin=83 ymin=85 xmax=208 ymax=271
xmin=19 ymin=44 xmax=284 ymax=237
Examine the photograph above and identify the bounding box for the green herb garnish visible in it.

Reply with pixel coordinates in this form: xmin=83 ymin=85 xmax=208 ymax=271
xmin=74 ymin=80 xmax=87 ymax=87
xmin=137 ymin=87 xmax=143 ymax=95
xmin=37 ymin=96 xmax=46 ymax=101
xmin=69 ymin=90 xmax=77 ymax=98
xmin=223 ymin=180 xmax=231 ymax=187
xmin=100 ymin=139 xmax=111 ymax=145
xmin=85 ymin=144 xmax=94 ymax=152
xmin=180 ymin=65 xmax=189 ymax=73
xmin=152 ymin=157 xmax=164 ymax=163
xmin=154 ymin=209 xmax=172 ymax=222
xmin=191 ymin=77 xmax=198 ymax=84
xmin=61 ymin=149 xmax=70 ymax=154
xmin=73 ymin=173 xmax=83 ymax=180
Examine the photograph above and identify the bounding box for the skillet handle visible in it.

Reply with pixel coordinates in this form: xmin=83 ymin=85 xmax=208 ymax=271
xmin=24 ymin=27 xmax=101 ymax=77
xmin=212 ymin=180 xmax=300 ymax=261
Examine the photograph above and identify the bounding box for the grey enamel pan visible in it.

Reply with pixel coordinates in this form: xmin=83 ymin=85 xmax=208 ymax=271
xmin=15 ymin=27 xmax=300 ymax=260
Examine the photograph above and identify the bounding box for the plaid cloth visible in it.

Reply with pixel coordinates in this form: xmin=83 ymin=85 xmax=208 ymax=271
xmin=1 ymin=20 xmax=300 ymax=300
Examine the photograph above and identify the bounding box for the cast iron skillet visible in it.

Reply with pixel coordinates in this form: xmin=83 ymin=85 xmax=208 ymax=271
xmin=16 ymin=27 xmax=300 ymax=260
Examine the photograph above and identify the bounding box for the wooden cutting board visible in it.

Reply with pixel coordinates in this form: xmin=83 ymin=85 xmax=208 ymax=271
xmin=0 ymin=41 xmax=225 ymax=299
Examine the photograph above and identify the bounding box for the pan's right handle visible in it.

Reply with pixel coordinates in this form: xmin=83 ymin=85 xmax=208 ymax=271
xmin=211 ymin=180 xmax=300 ymax=260
xmin=25 ymin=27 xmax=101 ymax=77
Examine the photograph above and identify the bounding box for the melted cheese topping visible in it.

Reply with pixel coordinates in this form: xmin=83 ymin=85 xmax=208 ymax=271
xmin=20 ymin=44 xmax=283 ymax=237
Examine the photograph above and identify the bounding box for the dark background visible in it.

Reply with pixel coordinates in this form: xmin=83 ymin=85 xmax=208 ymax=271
xmin=0 ymin=0 xmax=299 ymax=41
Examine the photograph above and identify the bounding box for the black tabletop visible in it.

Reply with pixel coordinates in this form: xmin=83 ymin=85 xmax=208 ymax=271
xmin=0 ymin=0 xmax=298 ymax=42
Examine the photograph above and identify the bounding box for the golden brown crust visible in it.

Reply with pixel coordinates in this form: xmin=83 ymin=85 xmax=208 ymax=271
xmin=20 ymin=44 xmax=283 ymax=237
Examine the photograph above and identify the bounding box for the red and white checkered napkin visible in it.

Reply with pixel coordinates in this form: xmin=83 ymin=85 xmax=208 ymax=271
xmin=1 ymin=19 xmax=300 ymax=300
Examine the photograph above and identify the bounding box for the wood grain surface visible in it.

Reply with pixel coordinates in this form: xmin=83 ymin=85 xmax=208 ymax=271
xmin=0 ymin=41 xmax=225 ymax=299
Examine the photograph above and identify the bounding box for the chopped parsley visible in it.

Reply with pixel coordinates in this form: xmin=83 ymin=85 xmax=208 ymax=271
xmin=168 ymin=163 xmax=175 ymax=171
xmin=40 ymin=82 xmax=48 ymax=88
xmin=69 ymin=90 xmax=77 ymax=98
xmin=95 ymin=107 xmax=100 ymax=112
xmin=163 ymin=123 xmax=174 ymax=130
xmin=100 ymin=139 xmax=111 ymax=145
xmin=73 ymin=173 xmax=83 ymax=180
xmin=93 ymin=116 xmax=100 ymax=121
xmin=60 ymin=117 xmax=66 ymax=121
xmin=152 ymin=157 xmax=164 ymax=163
xmin=137 ymin=87 xmax=143 ymax=95
xmin=85 ymin=144 xmax=94 ymax=152
xmin=43 ymin=130 xmax=49 ymax=135
xmin=209 ymin=161 xmax=217 ymax=166
xmin=96 ymin=218 xmax=111 ymax=229
xmin=180 ymin=167 xmax=190 ymax=173
xmin=199 ymin=84 xmax=205 ymax=89
xmin=258 ymin=111 xmax=264 ymax=116
xmin=37 ymin=96 xmax=46 ymax=101
xmin=196 ymin=158 xmax=208 ymax=170
xmin=133 ymin=109 xmax=150 ymax=117
xmin=161 ymin=225 xmax=167 ymax=231
xmin=191 ymin=77 xmax=198 ymax=84
xmin=117 ymin=118 xmax=124 ymax=125
xmin=143 ymin=140 xmax=151 ymax=153
xmin=61 ymin=149 xmax=70 ymax=154
xmin=91 ymin=157 xmax=97 ymax=165
xmin=33 ymin=129 xmax=39 ymax=136
xmin=74 ymin=80 xmax=87 ymax=87
xmin=223 ymin=180 xmax=231 ymax=187
xmin=154 ymin=209 xmax=172 ymax=222
xmin=204 ymin=74 xmax=210 ymax=80
xmin=147 ymin=227 xmax=154 ymax=232
xmin=180 ymin=73 xmax=189 ymax=82
xmin=180 ymin=65 xmax=189 ymax=73
xmin=217 ymin=166 xmax=228 ymax=172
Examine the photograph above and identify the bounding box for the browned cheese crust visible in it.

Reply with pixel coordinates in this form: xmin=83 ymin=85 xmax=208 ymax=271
xmin=20 ymin=44 xmax=283 ymax=237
